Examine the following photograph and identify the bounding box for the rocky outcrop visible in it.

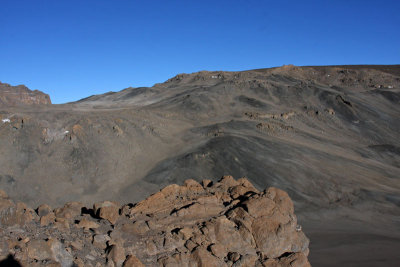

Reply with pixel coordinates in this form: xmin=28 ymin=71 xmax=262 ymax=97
xmin=0 ymin=82 xmax=51 ymax=106
xmin=0 ymin=176 xmax=310 ymax=266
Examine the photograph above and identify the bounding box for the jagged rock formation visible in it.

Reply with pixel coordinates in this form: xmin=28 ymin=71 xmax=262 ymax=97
xmin=0 ymin=176 xmax=310 ymax=267
xmin=0 ymin=82 xmax=51 ymax=106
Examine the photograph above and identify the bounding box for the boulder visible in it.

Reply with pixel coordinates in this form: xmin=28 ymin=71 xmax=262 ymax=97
xmin=54 ymin=202 xmax=83 ymax=220
xmin=26 ymin=239 xmax=73 ymax=266
xmin=107 ymin=243 xmax=126 ymax=267
xmin=76 ymin=218 xmax=100 ymax=230
xmin=94 ymin=201 xmax=120 ymax=225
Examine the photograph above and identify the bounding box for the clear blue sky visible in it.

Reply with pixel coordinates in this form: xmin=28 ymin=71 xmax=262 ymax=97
xmin=1 ymin=0 xmax=399 ymax=103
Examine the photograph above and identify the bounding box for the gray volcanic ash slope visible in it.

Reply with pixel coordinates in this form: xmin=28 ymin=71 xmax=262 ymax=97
xmin=0 ymin=65 xmax=400 ymax=266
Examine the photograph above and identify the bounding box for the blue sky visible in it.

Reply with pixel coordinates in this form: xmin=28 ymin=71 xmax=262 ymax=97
xmin=1 ymin=0 xmax=399 ymax=103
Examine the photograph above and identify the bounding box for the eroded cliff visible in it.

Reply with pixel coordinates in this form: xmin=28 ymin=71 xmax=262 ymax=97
xmin=0 ymin=82 xmax=51 ymax=106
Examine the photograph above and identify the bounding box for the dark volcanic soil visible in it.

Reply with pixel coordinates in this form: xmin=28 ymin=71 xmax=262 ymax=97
xmin=1 ymin=65 xmax=400 ymax=266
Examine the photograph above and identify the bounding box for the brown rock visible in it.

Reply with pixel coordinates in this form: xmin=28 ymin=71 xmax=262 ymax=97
xmin=70 ymin=240 xmax=84 ymax=251
xmin=72 ymin=124 xmax=84 ymax=137
xmin=26 ymin=239 xmax=73 ymax=266
xmin=54 ymin=202 xmax=83 ymax=220
xmin=73 ymin=257 xmax=85 ymax=267
xmin=77 ymin=218 xmax=100 ymax=230
xmin=215 ymin=217 xmax=246 ymax=250
xmin=27 ymin=240 xmax=53 ymax=261
xmin=232 ymin=254 xmax=259 ymax=267
xmin=174 ymin=202 xmax=221 ymax=218
xmin=184 ymin=179 xmax=205 ymax=193
xmin=123 ymin=255 xmax=144 ymax=267
xmin=0 ymin=190 xmax=8 ymax=199
xmin=94 ymin=201 xmax=120 ymax=225
xmin=229 ymin=185 xmax=253 ymax=199
xmin=191 ymin=246 xmax=226 ymax=267
xmin=214 ymin=191 xmax=232 ymax=203
xmin=40 ymin=212 xmax=56 ymax=226
xmin=243 ymin=194 xmax=275 ymax=218
xmin=249 ymin=188 xmax=309 ymax=258
xmin=209 ymin=243 xmax=226 ymax=258
xmin=228 ymin=251 xmax=241 ymax=262
xmin=146 ymin=240 xmax=158 ymax=256
xmin=184 ymin=239 xmax=198 ymax=252
xmin=219 ymin=175 xmax=239 ymax=187
xmin=0 ymin=82 xmax=51 ymax=106
xmin=237 ymin=177 xmax=258 ymax=190
xmin=158 ymin=253 xmax=191 ymax=266
xmin=107 ymin=243 xmax=126 ymax=267
xmin=0 ymin=201 xmax=35 ymax=227
xmin=121 ymin=204 xmax=133 ymax=217
xmin=278 ymin=252 xmax=311 ymax=267
xmin=129 ymin=221 xmax=150 ymax=235
xmin=0 ymin=176 xmax=311 ymax=266
xmin=178 ymin=227 xmax=193 ymax=240
xmin=54 ymin=217 xmax=70 ymax=232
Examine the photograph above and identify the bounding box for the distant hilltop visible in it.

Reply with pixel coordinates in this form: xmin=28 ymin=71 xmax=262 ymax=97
xmin=0 ymin=82 xmax=51 ymax=106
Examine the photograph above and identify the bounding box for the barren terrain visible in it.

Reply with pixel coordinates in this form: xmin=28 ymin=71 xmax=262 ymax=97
xmin=1 ymin=65 xmax=399 ymax=266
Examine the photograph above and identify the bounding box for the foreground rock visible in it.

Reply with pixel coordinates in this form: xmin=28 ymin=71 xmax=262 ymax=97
xmin=0 ymin=176 xmax=310 ymax=266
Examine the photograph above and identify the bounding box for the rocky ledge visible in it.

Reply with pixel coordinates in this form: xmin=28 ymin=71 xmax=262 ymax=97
xmin=0 ymin=176 xmax=310 ymax=266
xmin=0 ymin=82 xmax=51 ymax=106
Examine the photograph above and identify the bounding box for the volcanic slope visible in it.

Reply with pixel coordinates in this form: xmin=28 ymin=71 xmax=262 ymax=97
xmin=0 ymin=65 xmax=399 ymax=266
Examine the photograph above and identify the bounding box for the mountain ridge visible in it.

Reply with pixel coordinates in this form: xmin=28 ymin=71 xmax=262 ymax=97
xmin=0 ymin=82 xmax=51 ymax=106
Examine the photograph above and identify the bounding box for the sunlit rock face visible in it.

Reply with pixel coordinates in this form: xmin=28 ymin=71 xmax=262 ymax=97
xmin=0 ymin=82 xmax=51 ymax=106
xmin=0 ymin=176 xmax=310 ymax=267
